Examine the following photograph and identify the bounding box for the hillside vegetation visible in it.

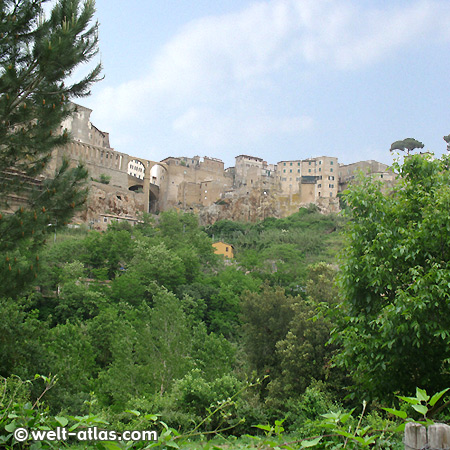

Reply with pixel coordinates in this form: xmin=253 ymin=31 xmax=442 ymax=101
xmin=4 ymin=152 xmax=450 ymax=449
xmin=1 ymin=208 xmax=350 ymax=441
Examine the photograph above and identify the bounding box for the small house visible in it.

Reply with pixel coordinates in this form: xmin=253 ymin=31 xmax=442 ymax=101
xmin=212 ymin=241 xmax=234 ymax=259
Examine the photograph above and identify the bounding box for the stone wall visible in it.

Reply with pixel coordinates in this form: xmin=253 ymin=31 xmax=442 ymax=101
xmin=75 ymin=181 xmax=145 ymax=229
xmin=39 ymin=102 xmax=399 ymax=227
xmin=160 ymin=156 xmax=232 ymax=209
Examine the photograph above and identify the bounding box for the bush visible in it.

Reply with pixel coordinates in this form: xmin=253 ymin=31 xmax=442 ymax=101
xmin=99 ymin=174 xmax=111 ymax=184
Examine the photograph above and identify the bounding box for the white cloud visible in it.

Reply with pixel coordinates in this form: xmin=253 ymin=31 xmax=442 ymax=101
xmin=89 ymin=0 xmax=450 ymax=152
xmin=173 ymin=107 xmax=314 ymax=148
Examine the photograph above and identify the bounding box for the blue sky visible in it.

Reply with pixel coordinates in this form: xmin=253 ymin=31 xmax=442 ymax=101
xmin=79 ymin=0 xmax=450 ymax=169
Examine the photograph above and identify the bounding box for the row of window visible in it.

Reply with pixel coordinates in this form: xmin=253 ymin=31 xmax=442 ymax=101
xmin=307 ymin=168 xmax=334 ymax=173
xmin=283 ymin=160 xmax=335 ymax=166
xmin=283 ymin=168 xmax=335 ymax=174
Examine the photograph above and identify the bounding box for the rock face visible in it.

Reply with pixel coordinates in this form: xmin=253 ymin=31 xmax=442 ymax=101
xmin=72 ymin=183 xmax=340 ymax=229
xmin=76 ymin=182 xmax=145 ymax=225
xmin=198 ymin=189 xmax=340 ymax=225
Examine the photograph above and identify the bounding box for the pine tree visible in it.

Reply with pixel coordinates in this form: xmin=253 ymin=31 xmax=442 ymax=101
xmin=0 ymin=0 xmax=102 ymax=297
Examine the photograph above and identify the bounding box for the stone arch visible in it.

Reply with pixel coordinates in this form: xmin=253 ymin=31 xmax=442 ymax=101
xmin=127 ymin=159 xmax=146 ymax=180
xmin=149 ymin=162 xmax=168 ymax=186
xmin=125 ymin=156 xmax=168 ymax=213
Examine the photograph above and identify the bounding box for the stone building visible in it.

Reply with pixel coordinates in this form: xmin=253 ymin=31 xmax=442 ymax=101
xmin=47 ymin=102 xmax=167 ymax=228
xmin=276 ymin=156 xmax=338 ymax=202
xmin=159 ymin=156 xmax=232 ymax=210
xmin=60 ymin=103 xmax=110 ymax=148
xmin=278 ymin=159 xmax=302 ymax=194
xmin=338 ymin=160 xmax=395 ymax=192
xmin=234 ymin=155 xmax=265 ymax=188
xmin=25 ymin=102 xmax=395 ymax=226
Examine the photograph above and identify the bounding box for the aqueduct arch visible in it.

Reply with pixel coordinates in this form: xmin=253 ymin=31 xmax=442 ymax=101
xmin=124 ymin=155 xmax=168 ymax=213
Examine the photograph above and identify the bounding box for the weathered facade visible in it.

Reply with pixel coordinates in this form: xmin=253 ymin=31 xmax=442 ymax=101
xmin=48 ymin=103 xmax=169 ymax=228
xmin=160 ymin=156 xmax=232 ymax=210
xmin=20 ymin=103 xmax=395 ymax=227
xmin=338 ymin=160 xmax=395 ymax=192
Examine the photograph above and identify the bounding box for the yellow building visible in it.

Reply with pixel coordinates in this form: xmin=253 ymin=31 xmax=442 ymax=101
xmin=212 ymin=241 xmax=234 ymax=258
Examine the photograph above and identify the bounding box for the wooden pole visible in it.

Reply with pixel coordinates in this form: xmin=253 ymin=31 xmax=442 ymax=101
xmin=404 ymin=422 xmax=427 ymax=450
xmin=428 ymin=423 xmax=450 ymax=449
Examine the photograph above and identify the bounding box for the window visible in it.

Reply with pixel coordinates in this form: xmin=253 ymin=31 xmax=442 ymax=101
xmin=319 ymin=160 xmax=322 ymax=165
xmin=290 ymin=162 xmax=293 ymax=166
xmin=319 ymin=168 xmax=321 ymax=172
xmin=329 ymin=184 xmax=334 ymax=188
xmin=226 ymin=247 xmax=229 ymax=252
xmin=284 ymin=162 xmax=286 ymax=166
xmin=290 ymin=169 xmax=292 ymax=173
xmin=318 ymin=192 xmax=321 ymax=197
xmin=330 ymin=192 xmax=333 ymax=197
xmin=283 ymin=169 xmax=286 ymax=173
xmin=330 ymin=161 xmax=334 ymax=165
xmin=309 ymin=161 xmax=311 ymax=165
xmin=330 ymin=168 xmax=333 ymax=172
xmin=103 ymin=217 xmax=108 ymax=223
xmin=318 ymin=184 xmax=322 ymax=188
xmin=308 ymin=169 xmax=311 ymax=173
xmin=298 ymin=162 xmax=300 ymax=166
xmin=297 ymin=169 xmax=300 ymax=173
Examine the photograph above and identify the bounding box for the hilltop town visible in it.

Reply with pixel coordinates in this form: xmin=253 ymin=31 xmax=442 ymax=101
xmin=38 ymin=104 xmax=395 ymax=228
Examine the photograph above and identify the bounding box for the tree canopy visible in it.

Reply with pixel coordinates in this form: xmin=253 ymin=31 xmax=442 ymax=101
xmin=389 ymin=138 xmax=424 ymax=154
xmin=0 ymin=0 xmax=102 ymax=296
xmin=333 ymin=152 xmax=450 ymax=400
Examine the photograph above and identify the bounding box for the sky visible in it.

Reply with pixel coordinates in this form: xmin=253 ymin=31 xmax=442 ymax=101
xmin=75 ymin=0 xmax=450 ymax=169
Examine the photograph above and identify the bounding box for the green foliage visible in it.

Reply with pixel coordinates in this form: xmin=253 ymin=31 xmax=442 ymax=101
xmin=10 ymin=375 xmax=450 ymax=449
xmin=100 ymin=173 xmax=111 ymax=184
xmin=171 ymin=369 xmax=242 ymax=423
xmin=204 ymin=267 xmax=261 ymax=337
xmin=82 ymin=229 xmax=134 ymax=279
xmin=390 ymin=137 xmax=424 ymax=153
xmin=190 ymin=324 xmax=236 ymax=381
xmin=96 ymin=289 xmax=194 ymax=409
xmin=282 ymin=381 xmax=338 ymax=432
xmin=241 ymin=285 xmax=295 ymax=375
xmin=0 ymin=208 xmax=351 ymax=442
xmin=334 ymin=153 xmax=450 ymax=400
xmin=205 ymin=210 xmax=344 ymax=294
xmin=0 ymin=298 xmax=46 ymax=379
xmin=0 ymin=0 xmax=101 ymax=297
xmin=43 ymin=322 xmax=97 ymax=411
xmin=129 ymin=240 xmax=186 ymax=291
